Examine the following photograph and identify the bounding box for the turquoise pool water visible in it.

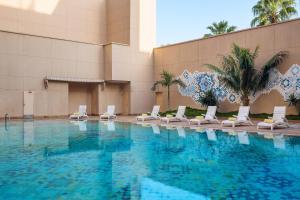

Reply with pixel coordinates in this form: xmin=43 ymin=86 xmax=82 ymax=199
xmin=0 ymin=120 xmax=300 ymax=200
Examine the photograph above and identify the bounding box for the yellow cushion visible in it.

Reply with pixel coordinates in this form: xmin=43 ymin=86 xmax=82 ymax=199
xmin=196 ymin=116 xmax=204 ymax=120
xmin=228 ymin=117 xmax=236 ymax=121
xmin=166 ymin=114 xmax=173 ymax=118
xmin=264 ymin=119 xmax=274 ymax=124
xmin=142 ymin=113 xmax=148 ymax=117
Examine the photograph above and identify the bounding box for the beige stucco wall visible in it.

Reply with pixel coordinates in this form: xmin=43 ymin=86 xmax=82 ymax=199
xmin=0 ymin=0 xmax=107 ymax=44
xmin=0 ymin=31 xmax=104 ymax=118
xmin=0 ymin=0 xmax=156 ymax=117
xmin=106 ymin=0 xmax=130 ymax=44
xmin=154 ymin=19 xmax=300 ymax=114
xmin=105 ymin=0 xmax=156 ymax=114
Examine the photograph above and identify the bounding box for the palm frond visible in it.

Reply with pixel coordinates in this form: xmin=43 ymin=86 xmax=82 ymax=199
xmin=151 ymin=80 xmax=165 ymax=91
xmin=256 ymin=51 xmax=288 ymax=91
xmin=172 ymin=79 xmax=186 ymax=88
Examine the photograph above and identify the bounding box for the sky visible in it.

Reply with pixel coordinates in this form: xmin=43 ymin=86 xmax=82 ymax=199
xmin=156 ymin=0 xmax=300 ymax=46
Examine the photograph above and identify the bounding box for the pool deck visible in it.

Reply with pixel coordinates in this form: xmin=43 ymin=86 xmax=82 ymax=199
xmin=2 ymin=115 xmax=299 ymax=136
xmin=111 ymin=116 xmax=300 ymax=136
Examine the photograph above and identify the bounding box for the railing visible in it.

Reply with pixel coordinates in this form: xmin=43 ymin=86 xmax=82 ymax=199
xmin=4 ymin=113 xmax=10 ymax=131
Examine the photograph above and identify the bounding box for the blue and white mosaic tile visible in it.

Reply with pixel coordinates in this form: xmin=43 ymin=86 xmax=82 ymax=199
xmin=178 ymin=64 xmax=300 ymax=104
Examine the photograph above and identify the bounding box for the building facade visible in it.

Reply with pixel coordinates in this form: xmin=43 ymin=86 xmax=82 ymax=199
xmin=154 ymin=19 xmax=300 ymax=115
xmin=0 ymin=0 xmax=156 ymax=118
xmin=0 ymin=0 xmax=299 ymax=118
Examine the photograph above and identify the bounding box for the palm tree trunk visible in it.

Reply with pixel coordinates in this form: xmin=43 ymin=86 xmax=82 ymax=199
xmin=167 ymin=86 xmax=170 ymax=110
xmin=241 ymin=95 xmax=250 ymax=106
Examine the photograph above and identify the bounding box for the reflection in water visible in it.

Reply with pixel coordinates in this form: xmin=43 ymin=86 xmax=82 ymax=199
xmin=151 ymin=124 xmax=160 ymax=134
xmin=206 ymin=129 xmax=217 ymax=141
xmin=177 ymin=127 xmax=186 ymax=138
xmin=70 ymin=120 xmax=87 ymax=132
xmin=274 ymin=134 xmax=285 ymax=149
xmin=238 ymin=131 xmax=250 ymax=145
xmin=0 ymin=121 xmax=299 ymax=199
xmin=23 ymin=121 xmax=34 ymax=146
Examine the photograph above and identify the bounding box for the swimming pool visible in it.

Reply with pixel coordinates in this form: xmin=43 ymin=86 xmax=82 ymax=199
xmin=0 ymin=120 xmax=299 ymax=199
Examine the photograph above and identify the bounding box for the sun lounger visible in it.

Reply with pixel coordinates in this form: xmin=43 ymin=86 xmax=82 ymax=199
xmin=100 ymin=105 xmax=116 ymax=120
xmin=137 ymin=105 xmax=160 ymax=121
xmin=221 ymin=106 xmax=253 ymax=127
xmin=161 ymin=106 xmax=187 ymax=124
xmin=189 ymin=106 xmax=219 ymax=125
xmin=257 ymin=106 xmax=289 ymax=131
xmin=69 ymin=105 xmax=88 ymax=120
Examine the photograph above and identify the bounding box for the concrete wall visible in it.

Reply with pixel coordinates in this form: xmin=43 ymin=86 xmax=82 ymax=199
xmin=0 ymin=0 xmax=107 ymax=44
xmin=106 ymin=0 xmax=130 ymax=44
xmin=0 ymin=31 xmax=104 ymax=117
xmin=105 ymin=0 xmax=156 ymax=114
xmin=154 ymin=19 xmax=300 ymax=114
xmin=0 ymin=0 xmax=156 ymax=117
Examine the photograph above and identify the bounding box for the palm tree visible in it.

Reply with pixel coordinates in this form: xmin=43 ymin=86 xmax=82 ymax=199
xmin=151 ymin=70 xmax=185 ymax=110
xmin=205 ymin=44 xmax=287 ymax=106
xmin=204 ymin=21 xmax=237 ymax=38
xmin=251 ymin=0 xmax=297 ymax=27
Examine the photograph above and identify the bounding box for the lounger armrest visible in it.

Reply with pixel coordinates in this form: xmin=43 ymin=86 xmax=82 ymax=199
xmin=201 ymin=114 xmax=206 ymax=116
xmin=233 ymin=115 xmax=237 ymax=117
xmin=283 ymin=117 xmax=289 ymax=122
xmin=214 ymin=116 xmax=219 ymax=120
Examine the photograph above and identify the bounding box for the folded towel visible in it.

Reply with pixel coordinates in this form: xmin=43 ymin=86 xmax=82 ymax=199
xmin=264 ymin=119 xmax=274 ymax=124
xmin=228 ymin=117 xmax=237 ymax=121
xmin=196 ymin=116 xmax=204 ymax=120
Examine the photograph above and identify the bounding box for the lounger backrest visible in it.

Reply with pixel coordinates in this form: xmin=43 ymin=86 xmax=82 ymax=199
xmin=205 ymin=106 xmax=217 ymax=120
xmin=79 ymin=105 xmax=87 ymax=116
xmin=176 ymin=106 xmax=186 ymax=118
xmin=237 ymin=106 xmax=250 ymax=121
xmin=273 ymin=106 xmax=286 ymax=122
xmin=107 ymin=105 xmax=115 ymax=115
xmin=151 ymin=105 xmax=160 ymax=117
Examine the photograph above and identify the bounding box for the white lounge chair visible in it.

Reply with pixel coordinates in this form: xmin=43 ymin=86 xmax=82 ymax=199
xmin=100 ymin=105 xmax=116 ymax=120
xmin=160 ymin=106 xmax=187 ymax=124
xmin=257 ymin=106 xmax=289 ymax=131
xmin=221 ymin=106 xmax=253 ymax=128
xmin=69 ymin=105 xmax=88 ymax=120
xmin=189 ymin=106 xmax=219 ymax=125
xmin=137 ymin=105 xmax=160 ymax=121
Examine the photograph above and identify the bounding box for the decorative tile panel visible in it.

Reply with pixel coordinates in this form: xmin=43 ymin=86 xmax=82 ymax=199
xmin=178 ymin=64 xmax=300 ymax=104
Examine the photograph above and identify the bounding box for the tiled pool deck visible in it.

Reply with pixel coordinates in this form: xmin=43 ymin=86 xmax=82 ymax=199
xmin=112 ymin=116 xmax=300 ymax=136
xmin=2 ymin=115 xmax=299 ymax=136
